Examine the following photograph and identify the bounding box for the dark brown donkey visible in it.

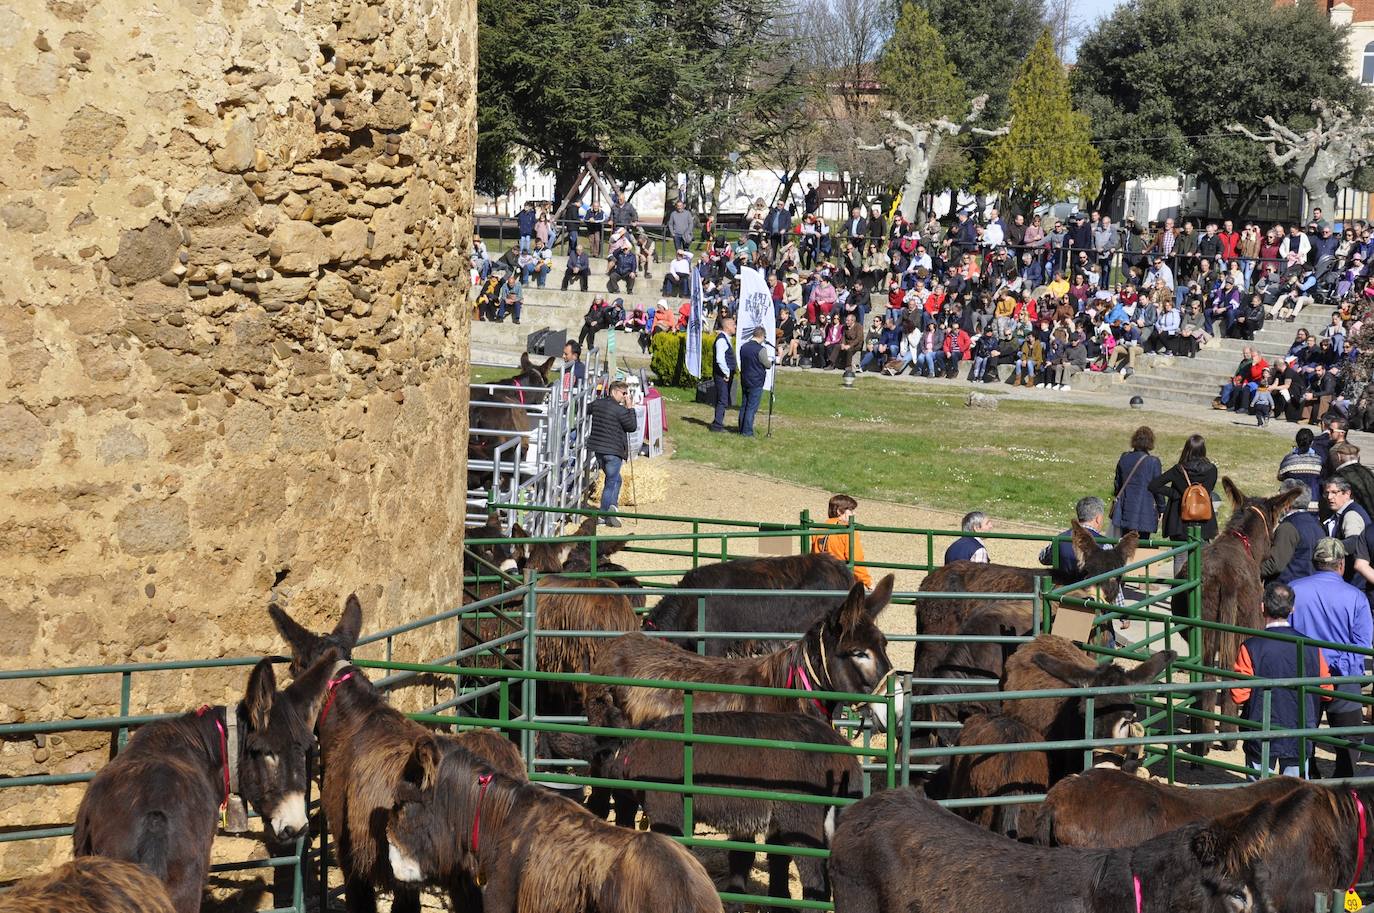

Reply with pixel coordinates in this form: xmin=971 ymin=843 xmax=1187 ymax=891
xmin=916 ymin=522 xmax=1139 ymax=680
xmin=467 ymin=353 xmax=556 ymax=478
xmin=1194 ymin=479 xmax=1307 ymax=752
xmin=1030 ymin=767 xmax=1306 ymax=848
xmin=602 ymin=711 xmax=861 ymax=911
xmin=385 ymin=737 xmax=724 ymax=913
xmin=1035 ymin=772 xmax=1374 ymax=913
xmin=829 ymin=786 xmax=1303 ymax=913
xmin=587 ymin=576 xmax=901 ymax=735
xmin=268 ymin=595 xmax=527 ymax=913
xmin=0 ymin=857 xmax=176 ymax=913
xmin=72 ymin=653 xmax=338 ymax=913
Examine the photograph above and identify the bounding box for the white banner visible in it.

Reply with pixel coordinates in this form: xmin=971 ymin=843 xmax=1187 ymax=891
xmin=735 ymin=266 xmax=776 ymax=391
xmin=686 ymin=268 xmax=703 ymax=378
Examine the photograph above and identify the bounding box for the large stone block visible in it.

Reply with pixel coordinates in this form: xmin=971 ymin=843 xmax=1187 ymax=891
xmin=270 ymin=219 xmax=329 ymax=273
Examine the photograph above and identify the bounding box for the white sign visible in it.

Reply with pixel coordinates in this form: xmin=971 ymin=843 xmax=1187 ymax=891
xmin=735 ymin=266 xmax=776 ymax=391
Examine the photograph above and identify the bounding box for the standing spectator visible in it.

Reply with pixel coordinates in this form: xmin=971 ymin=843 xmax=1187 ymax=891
xmin=609 ymin=192 xmax=638 ymax=231
xmin=804 ymin=183 xmax=819 ymax=215
xmin=810 ymin=494 xmax=874 ymax=589
xmin=844 ymin=205 xmax=868 ymax=249
xmin=867 ymin=203 xmax=886 ymax=248
xmin=738 ymin=326 xmax=772 ymax=437
xmin=1231 ymin=581 xmax=1332 ymax=779
xmin=1150 ymin=433 xmax=1220 ymax=543
xmin=1278 ymin=427 xmax=1324 ymax=509
xmin=1111 ymin=426 xmax=1164 ymax=538
xmin=586 ymin=200 xmax=607 ymax=256
xmin=709 ymin=313 xmax=737 ymax=433
xmin=1311 ymin=414 xmax=1347 ymax=470
xmin=1263 ymin=479 xmax=1325 ymax=584
xmin=516 ymin=201 xmax=537 ymax=252
xmin=586 ymin=380 xmax=638 ymax=528
xmin=764 ymin=201 xmax=792 ymax=261
xmin=1328 ymin=442 xmax=1374 ymax=521
xmin=1038 ymin=496 xmax=1108 ymax=585
xmin=561 ymin=340 xmax=587 ymax=388
xmin=1093 ymin=216 xmax=1120 ymax=289
xmin=1290 ymin=538 xmax=1372 ymax=779
xmin=1321 ymin=477 xmax=1369 ymax=545
xmin=945 ymin=512 xmax=993 ymax=564
xmin=668 ymin=200 xmax=696 ymax=252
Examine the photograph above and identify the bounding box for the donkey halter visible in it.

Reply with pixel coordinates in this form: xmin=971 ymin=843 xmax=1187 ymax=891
xmin=1230 ymin=504 xmax=1272 ymax=560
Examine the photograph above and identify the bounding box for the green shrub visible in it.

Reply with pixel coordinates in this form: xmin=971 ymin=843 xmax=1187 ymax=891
xmin=650 ymin=331 xmax=718 ymax=387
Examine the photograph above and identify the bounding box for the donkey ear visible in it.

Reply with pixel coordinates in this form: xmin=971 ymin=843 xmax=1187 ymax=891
xmin=1273 ymin=483 xmax=1307 ymax=517
xmin=1192 ymin=789 xmax=1308 ymax=870
xmin=573 ymin=515 xmax=598 ymax=539
xmin=1222 ymin=476 xmax=1246 ymax=512
xmin=833 ymin=581 xmax=871 ymax=633
xmin=1031 ymin=651 xmax=1097 ymax=689
xmin=519 ymin=351 xmax=532 ymax=371
xmin=863 ymin=575 xmax=895 ymax=618
xmin=402 ymin=735 xmax=444 ymax=790
xmin=539 ymin=356 xmax=556 ymax=376
xmin=269 ymin=603 xmax=316 ymax=661
xmin=1126 ymin=649 xmax=1176 ymax=685
xmin=244 ymin=658 xmax=277 ymax=732
xmin=1069 ymin=521 xmax=1097 ymax=568
xmin=1115 ymin=530 xmax=1139 ymax=565
xmin=334 ymin=594 xmax=363 ymax=650
xmin=287 ymin=647 xmax=340 ymax=723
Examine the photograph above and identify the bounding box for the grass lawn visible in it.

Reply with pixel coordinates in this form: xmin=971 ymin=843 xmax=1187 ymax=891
xmin=649 ymin=371 xmax=1292 ymax=528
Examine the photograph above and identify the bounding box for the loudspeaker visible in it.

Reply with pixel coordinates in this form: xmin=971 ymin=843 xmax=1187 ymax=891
xmin=526 ymin=328 xmax=566 ymax=357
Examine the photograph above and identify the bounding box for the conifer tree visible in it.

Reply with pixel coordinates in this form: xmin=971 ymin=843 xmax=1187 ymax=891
xmin=979 ymin=29 xmax=1100 ymax=211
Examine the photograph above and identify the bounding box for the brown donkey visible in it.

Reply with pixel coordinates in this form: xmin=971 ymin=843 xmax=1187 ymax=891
xmin=0 ymin=857 xmax=176 ymax=913
xmin=1194 ymin=478 xmax=1307 ymax=752
xmin=72 ymin=653 xmax=338 ymax=913
xmin=269 ymin=595 xmax=526 ymax=913
xmin=916 ymin=522 xmax=1139 ymax=680
xmin=587 ymin=576 xmax=901 ymax=735
xmin=386 ymin=737 xmax=724 ymax=913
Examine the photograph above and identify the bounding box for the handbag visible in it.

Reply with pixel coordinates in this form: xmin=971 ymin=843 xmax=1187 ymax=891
xmin=1108 ymin=453 xmax=1146 ymax=530
xmin=1180 ymin=466 xmax=1214 ymax=523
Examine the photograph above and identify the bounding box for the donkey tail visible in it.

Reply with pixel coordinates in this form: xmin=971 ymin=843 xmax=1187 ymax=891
xmin=134 ymin=811 xmax=170 ymax=881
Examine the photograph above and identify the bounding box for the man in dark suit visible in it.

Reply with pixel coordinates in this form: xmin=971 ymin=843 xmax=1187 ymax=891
xmin=845 ymin=205 xmax=868 ymax=248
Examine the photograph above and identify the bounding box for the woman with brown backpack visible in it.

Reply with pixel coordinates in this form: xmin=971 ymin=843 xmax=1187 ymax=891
xmin=1150 ymin=433 xmax=1220 ymax=544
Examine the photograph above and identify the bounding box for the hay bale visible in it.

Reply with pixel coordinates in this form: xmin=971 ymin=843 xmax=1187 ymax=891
xmin=587 ymin=456 xmax=669 ymax=506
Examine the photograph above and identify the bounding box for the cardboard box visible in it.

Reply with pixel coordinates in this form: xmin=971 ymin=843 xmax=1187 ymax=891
xmin=757 ymin=534 xmax=795 ymax=556
xmin=1051 ymin=604 xmax=1097 ymax=643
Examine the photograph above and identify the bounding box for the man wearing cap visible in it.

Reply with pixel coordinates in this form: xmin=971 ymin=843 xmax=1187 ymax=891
xmin=709 ymin=312 xmax=737 ymax=433
xmin=1290 ymin=537 xmax=1372 ymax=778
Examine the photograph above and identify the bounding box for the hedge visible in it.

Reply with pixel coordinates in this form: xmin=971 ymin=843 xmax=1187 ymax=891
xmin=650 ymin=331 xmax=718 ymax=387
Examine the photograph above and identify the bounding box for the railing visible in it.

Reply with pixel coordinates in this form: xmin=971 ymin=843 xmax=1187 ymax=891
xmin=7 ymin=507 xmax=1374 ymax=912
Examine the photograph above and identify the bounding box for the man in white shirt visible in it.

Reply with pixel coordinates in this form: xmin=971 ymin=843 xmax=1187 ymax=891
xmin=664 ymin=250 xmax=692 ymax=297
xmin=709 ymin=312 xmax=737 ymax=432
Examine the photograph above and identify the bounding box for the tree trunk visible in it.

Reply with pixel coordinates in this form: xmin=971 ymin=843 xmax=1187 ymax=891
xmin=898 ymin=135 xmax=941 ymax=223
xmin=1092 ymin=176 xmax=1123 ymax=217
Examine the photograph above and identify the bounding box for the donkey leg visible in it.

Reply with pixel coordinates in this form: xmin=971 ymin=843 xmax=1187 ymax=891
xmin=611 ymin=788 xmax=640 ymax=829
xmin=390 ymin=885 xmax=421 ymax=913
xmin=724 ymin=835 xmax=757 ymax=913
xmin=343 ymin=873 xmax=379 ymax=913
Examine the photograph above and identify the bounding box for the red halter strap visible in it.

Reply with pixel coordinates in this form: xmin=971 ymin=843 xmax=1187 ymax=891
xmin=785 ymin=662 xmax=829 ymax=717
xmin=1232 ymin=529 xmax=1253 ymax=559
xmin=1349 ymin=791 xmax=1368 ymax=896
xmin=1133 ymin=873 xmax=1143 ymax=913
xmin=511 ymin=378 xmax=526 ymax=405
xmin=471 ymin=773 xmax=495 ymax=854
xmin=196 ymin=705 xmax=230 ymax=813
xmin=319 ymin=671 xmax=354 ymax=727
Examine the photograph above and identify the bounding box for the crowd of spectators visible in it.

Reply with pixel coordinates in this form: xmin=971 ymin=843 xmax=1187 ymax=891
xmin=469 ymin=194 xmax=1374 ymax=407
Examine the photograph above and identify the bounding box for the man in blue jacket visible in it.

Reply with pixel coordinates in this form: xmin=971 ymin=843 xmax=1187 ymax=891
xmin=738 ymin=326 xmax=772 ymax=438
xmin=517 ymin=202 xmax=537 ymax=252
xmin=1290 ymin=538 xmax=1373 ymax=778
xmin=607 ymin=246 xmax=638 ymax=294
xmin=561 ymin=244 xmax=591 ymax=292
xmin=1038 ymin=497 xmax=1107 ymax=586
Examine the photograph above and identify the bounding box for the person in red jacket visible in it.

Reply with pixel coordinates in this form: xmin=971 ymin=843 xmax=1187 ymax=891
xmin=1218 ymin=219 xmax=1241 ymax=263
xmin=941 ymin=323 xmax=972 ymax=378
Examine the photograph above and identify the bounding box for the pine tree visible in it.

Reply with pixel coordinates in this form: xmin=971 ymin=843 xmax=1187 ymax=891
xmin=877 ymin=3 xmax=965 ymax=122
xmin=978 ymin=29 xmax=1101 ymax=211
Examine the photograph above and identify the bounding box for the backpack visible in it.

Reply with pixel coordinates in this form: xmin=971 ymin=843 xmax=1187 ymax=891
xmin=1180 ymin=466 xmax=1214 ymax=523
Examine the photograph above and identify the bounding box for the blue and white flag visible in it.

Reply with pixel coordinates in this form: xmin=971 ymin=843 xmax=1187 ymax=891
xmin=736 ymin=266 xmax=776 ymax=390
xmin=686 ymin=267 xmax=704 ymax=377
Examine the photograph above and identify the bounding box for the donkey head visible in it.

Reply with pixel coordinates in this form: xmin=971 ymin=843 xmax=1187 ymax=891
xmin=1185 ymin=789 xmax=1314 ymax=913
xmin=517 ymin=352 xmax=557 ymax=387
xmin=1222 ymin=477 xmax=1307 ymax=544
xmin=269 ymin=593 xmax=363 ymax=677
xmin=1071 ymin=520 xmax=1138 ymax=604
xmin=818 ymin=575 xmax=904 ymax=731
xmin=1031 ymin=647 xmax=1175 ymax=742
xmin=387 ymin=735 xmax=472 ymax=884
xmin=466 ymin=516 xmax=529 ymax=577
xmin=237 ymin=650 xmax=338 ymax=843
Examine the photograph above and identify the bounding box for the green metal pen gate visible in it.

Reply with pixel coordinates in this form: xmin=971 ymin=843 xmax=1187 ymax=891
xmin=4 ymin=506 xmax=1372 ymax=912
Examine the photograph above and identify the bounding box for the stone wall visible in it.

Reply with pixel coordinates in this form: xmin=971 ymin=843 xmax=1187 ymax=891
xmin=0 ymin=0 xmax=475 ymax=880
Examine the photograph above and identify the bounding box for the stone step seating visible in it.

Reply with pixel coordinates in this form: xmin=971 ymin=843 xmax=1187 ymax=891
xmin=1119 ymin=304 xmax=1339 ymax=407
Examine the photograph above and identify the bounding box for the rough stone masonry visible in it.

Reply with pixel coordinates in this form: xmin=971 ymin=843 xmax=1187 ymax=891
xmin=0 ymin=0 xmax=476 ymax=876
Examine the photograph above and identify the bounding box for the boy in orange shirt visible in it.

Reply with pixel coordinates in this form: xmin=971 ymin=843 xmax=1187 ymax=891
xmin=811 ymin=494 xmax=873 ymax=589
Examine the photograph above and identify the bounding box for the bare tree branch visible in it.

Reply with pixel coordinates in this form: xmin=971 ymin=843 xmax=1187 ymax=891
xmin=1227 ymin=99 xmax=1374 ymax=214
